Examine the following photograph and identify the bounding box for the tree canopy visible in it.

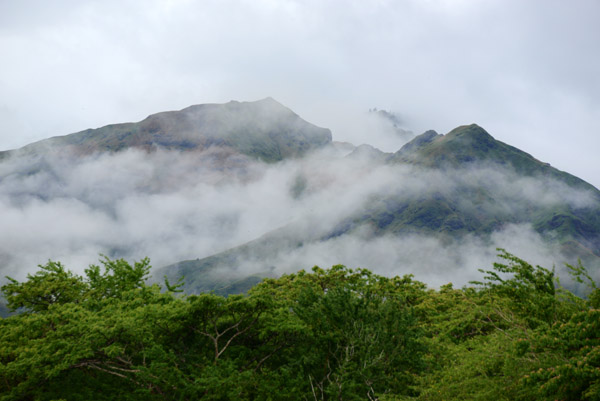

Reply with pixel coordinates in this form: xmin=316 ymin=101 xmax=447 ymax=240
xmin=0 ymin=250 xmax=599 ymax=400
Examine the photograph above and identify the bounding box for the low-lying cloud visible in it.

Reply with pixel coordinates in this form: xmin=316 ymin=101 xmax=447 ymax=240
xmin=0 ymin=141 xmax=596 ymax=289
xmin=228 ymin=223 xmax=566 ymax=289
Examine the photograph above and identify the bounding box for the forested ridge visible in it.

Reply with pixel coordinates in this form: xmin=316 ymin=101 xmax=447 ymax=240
xmin=1 ymin=251 xmax=599 ymax=400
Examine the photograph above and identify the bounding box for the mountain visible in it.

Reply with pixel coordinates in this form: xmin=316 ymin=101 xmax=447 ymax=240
xmin=1 ymin=97 xmax=332 ymax=163
xmin=1 ymin=99 xmax=599 ymax=296
xmin=389 ymin=125 xmax=600 ymax=246
xmin=157 ymin=124 xmax=600 ymax=295
xmin=393 ymin=124 xmax=597 ymax=189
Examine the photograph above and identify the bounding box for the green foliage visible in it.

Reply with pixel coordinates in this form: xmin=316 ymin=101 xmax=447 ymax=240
xmin=471 ymin=248 xmax=559 ymax=327
xmin=1 ymin=251 xmax=598 ymax=400
xmin=0 ymin=260 xmax=424 ymax=400
xmin=522 ymin=309 xmax=600 ymax=400
xmin=2 ymin=261 xmax=87 ymax=312
xmin=274 ymin=266 xmax=424 ymax=399
xmin=84 ymin=256 xmax=151 ymax=299
xmin=416 ymin=249 xmax=600 ymax=401
xmin=418 ymin=330 xmax=536 ymax=401
xmin=565 ymin=258 xmax=600 ymax=308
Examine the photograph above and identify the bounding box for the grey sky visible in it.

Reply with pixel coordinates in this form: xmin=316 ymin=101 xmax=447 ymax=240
xmin=1 ymin=0 xmax=599 ymax=188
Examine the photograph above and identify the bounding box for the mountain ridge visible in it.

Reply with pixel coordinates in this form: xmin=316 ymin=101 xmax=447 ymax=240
xmin=1 ymin=99 xmax=599 ymax=296
xmin=393 ymin=124 xmax=598 ymax=194
xmin=2 ymin=98 xmax=332 ymax=163
xmin=152 ymin=119 xmax=600 ymax=294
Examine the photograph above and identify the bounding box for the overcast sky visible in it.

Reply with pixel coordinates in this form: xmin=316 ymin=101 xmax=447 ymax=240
xmin=1 ymin=0 xmax=599 ymax=188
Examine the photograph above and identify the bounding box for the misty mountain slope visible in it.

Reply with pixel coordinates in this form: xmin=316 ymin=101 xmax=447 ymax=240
xmin=157 ymin=223 xmax=318 ymax=294
xmin=1 ymin=99 xmax=599 ymax=296
xmin=156 ymin=124 xmax=600 ymax=295
xmin=159 ymin=172 xmax=600 ymax=295
xmin=368 ymin=108 xmax=414 ymax=143
xmin=386 ymin=125 xmax=600 ymax=254
xmin=325 ymin=126 xmax=600 ymax=245
xmin=0 ymin=99 xmax=339 ymax=282
xmin=346 ymin=144 xmax=391 ymax=162
xmin=4 ymin=97 xmax=332 ymax=163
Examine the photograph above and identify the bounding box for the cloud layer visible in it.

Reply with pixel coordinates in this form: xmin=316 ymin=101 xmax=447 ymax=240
xmin=1 ymin=137 xmax=595 ymax=290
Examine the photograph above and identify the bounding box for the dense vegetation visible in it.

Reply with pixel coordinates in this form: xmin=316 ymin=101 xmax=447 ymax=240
xmin=1 ymin=251 xmax=599 ymax=400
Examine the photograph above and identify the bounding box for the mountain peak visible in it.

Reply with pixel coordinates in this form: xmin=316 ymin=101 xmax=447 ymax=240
xmin=10 ymin=99 xmax=332 ymax=162
xmin=447 ymin=123 xmax=487 ymax=136
xmin=389 ymin=123 xmax=596 ymax=194
xmin=181 ymin=97 xmax=292 ymax=117
xmin=392 ymin=123 xmax=537 ymax=171
xmin=445 ymin=124 xmax=496 ymax=148
xmin=256 ymin=96 xmax=282 ymax=105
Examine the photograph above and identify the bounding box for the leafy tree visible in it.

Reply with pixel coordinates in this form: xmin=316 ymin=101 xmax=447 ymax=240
xmin=523 ymin=309 xmax=600 ymax=400
xmin=2 ymin=250 xmax=598 ymax=400
xmin=1 ymin=260 xmax=427 ymax=400
xmin=416 ymin=249 xmax=593 ymax=401
xmin=84 ymin=256 xmax=152 ymax=300
xmin=2 ymin=261 xmax=87 ymax=313
xmin=253 ymin=265 xmax=425 ymax=400
xmin=470 ymin=248 xmax=559 ymax=327
xmin=0 ymin=257 xmax=182 ymax=400
xmin=517 ymin=260 xmax=600 ymax=400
